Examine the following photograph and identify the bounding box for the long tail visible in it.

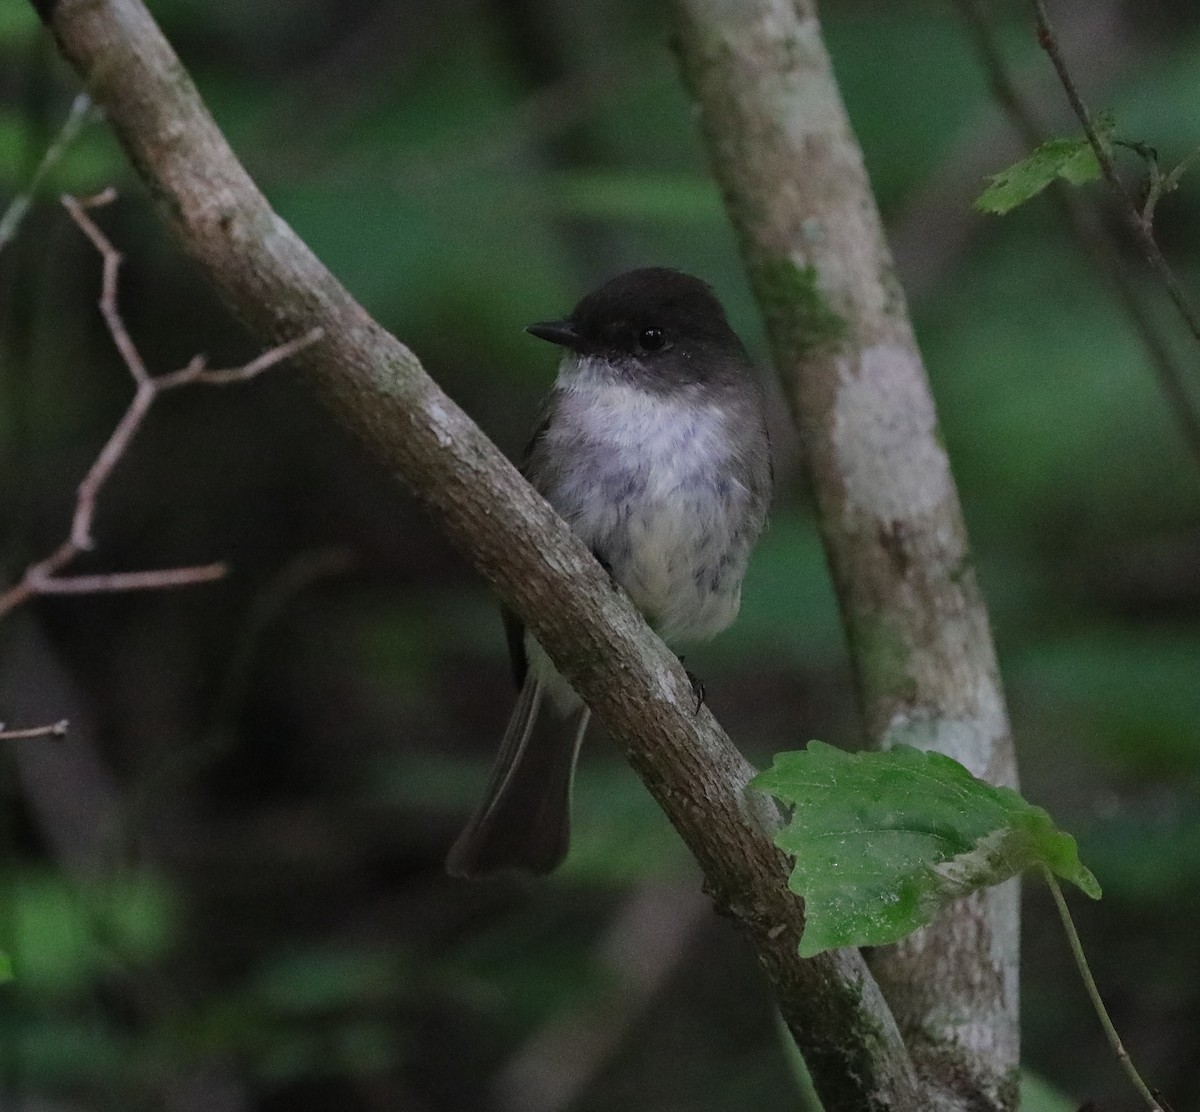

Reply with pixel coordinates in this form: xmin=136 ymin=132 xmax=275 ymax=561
xmin=446 ymin=670 xmax=590 ymax=878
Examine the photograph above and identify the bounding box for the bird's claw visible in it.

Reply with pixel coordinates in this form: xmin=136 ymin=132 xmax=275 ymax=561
xmin=678 ymin=656 xmax=705 ymax=714
xmin=687 ymin=671 xmax=705 ymax=714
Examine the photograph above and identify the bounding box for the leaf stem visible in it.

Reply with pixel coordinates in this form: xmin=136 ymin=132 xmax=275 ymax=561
xmin=1041 ymin=866 xmax=1164 ymax=1111
xmin=1031 ymin=0 xmax=1200 ymax=349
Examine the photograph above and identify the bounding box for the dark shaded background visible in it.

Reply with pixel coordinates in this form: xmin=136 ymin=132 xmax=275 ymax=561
xmin=2 ymin=0 xmax=1199 ymax=1109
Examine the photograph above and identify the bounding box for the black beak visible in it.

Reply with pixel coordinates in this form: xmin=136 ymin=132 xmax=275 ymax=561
xmin=526 ymin=319 xmax=582 ymax=350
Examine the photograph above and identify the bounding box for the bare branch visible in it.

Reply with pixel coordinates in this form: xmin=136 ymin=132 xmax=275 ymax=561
xmin=69 ymin=365 xmax=155 ymax=551
xmin=62 ymin=189 xmax=151 ymax=384
xmin=0 ymin=194 xmax=323 ymax=622
xmin=1032 ymin=0 xmax=1200 ymax=349
xmin=0 ymin=720 xmax=70 ymax=741
xmin=28 ymin=564 xmax=228 ymax=595
xmin=160 ymin=328 xmax=325 ymax=388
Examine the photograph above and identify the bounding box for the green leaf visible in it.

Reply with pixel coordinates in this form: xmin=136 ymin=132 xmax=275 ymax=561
xmin=975 ymin=116 xmax=1115 ymax=214
xmin=0 ymin=951 xmax=12 ymax=984
xmin=751 ymin=741 xmax=1100 ymax=957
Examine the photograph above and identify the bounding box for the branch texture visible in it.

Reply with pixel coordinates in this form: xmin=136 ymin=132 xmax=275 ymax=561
xmin=667 ymin=1 xmax=1019 ymax=1107
xmin=29 ymin=0 xmax=921 ymax=1108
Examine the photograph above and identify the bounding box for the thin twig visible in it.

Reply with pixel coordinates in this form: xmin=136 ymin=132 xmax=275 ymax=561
xmin=1032 ymin=0 xmax=1200 ymax=348
xmin=1160 ymin=145 xmax=1200 ymax=200
xmin=0 ymin=193 xmax=324 ymax=622
xmin=0 ymin=720 xmax=69 ymax=741
xmin=0 ymin=93 xmax=95 ymax=256
xmin=955 ymin=0 xmax=1200 ymax=469
xmin=29 ymin=564 xmax=228 ymax=595
xmin=71 ymin=371 xmax=154 ymax=551
xmin=1042 ymin=867 xmax=1165 ymax=1111
xmin=62 ymin=188 xmax=151 ymax=383
xmin=1139 ymin=142 xmax=1200 ymax=229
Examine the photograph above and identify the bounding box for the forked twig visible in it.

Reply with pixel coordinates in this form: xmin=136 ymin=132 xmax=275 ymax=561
xmin=0 ymin=191 xmax=324 ymax=620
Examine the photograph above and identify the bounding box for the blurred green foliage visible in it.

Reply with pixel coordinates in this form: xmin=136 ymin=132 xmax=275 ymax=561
xmin=2 ymin=0 xmax=1200 ymax=1109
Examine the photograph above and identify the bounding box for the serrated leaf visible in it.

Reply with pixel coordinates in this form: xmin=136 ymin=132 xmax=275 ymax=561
xmin=751 ymin=742 xmax=1100 ymax=957
xmin=975 ymin=116 xmax=1114 ymax=214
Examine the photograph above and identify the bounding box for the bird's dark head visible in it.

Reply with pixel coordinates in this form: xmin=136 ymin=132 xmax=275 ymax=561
xmin=526 ymin=268 xmax=750 ymax=387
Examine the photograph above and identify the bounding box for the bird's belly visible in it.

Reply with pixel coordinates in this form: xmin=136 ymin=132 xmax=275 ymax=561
xmin=539 ymin=376 xmax=761 ymax=644
xmin=618 ymin=498 xmax=744 ymax=643
xmin=560 ymin=454 xmax=749 ymax=644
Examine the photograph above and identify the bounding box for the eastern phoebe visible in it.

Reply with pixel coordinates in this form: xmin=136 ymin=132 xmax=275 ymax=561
xmin=446 ymin=268 xmax=772 ymax=878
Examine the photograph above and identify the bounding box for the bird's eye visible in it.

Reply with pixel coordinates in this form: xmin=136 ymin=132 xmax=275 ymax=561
xmin=638 ymin=327 xmax=667 ymax=352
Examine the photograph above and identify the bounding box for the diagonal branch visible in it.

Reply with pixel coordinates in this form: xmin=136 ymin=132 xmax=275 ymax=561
xmin=26 ymin=0 xmax=922 ymax=1107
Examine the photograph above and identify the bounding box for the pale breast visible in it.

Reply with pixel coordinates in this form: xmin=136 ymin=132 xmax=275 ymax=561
xmin=535 ymin=371 xmax=759 ymax=643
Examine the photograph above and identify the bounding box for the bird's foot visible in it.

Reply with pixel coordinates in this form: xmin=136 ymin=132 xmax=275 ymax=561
xmin=591 ymin=549 xmax=619 ymax=588
xmin=677 ymin=655 xmax=705 ymax=714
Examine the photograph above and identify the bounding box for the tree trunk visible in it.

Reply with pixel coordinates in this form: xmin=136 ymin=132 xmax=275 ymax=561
xmin=668 ymin=1 xmax=1020 ymax=1107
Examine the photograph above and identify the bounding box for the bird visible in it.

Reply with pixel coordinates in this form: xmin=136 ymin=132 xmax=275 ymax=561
xmin=446 ymin=267 xmax=772 ymax=878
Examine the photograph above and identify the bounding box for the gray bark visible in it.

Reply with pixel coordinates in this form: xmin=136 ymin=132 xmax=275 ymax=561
xmin=668 ymin=1 xmax=1020 ymax=1107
